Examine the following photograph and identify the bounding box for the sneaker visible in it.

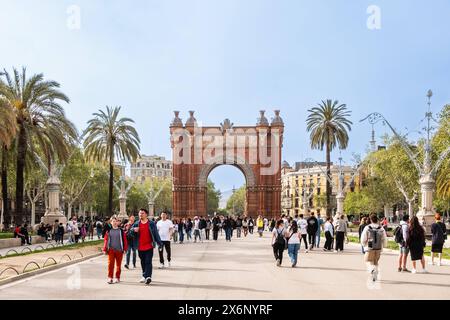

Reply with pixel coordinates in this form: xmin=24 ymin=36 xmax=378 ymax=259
xmin=158 ymin=263 xmax=165 ymax=269
xmin=168 ymin=261 xmax=171 ymax=268
xmin=437 ymin=261 xmax=441 ymax=267
xmin=371 ymin=269 xmax=377 ymax=282
xmin=333 ymin=250 xmax=338 ymax=253
xmin=107 ymin=278 xmax=113 ymax=284
xmin=124 ymin=264 xmax=129 ymax=270
xmin=113 ymin=278 xmax=120 ymax=284
xmin=397 ymin=267 xmax=402 ymax=272
xmin=145 ymin=277 xmax=152 ymax=285
xmin=139 ymin=277 xmax=146 ymax=283
xmin=305 ymin=249 xmax=309 ymax=253
xmin=292 ymin=262 xmax=297 ymax=268
xmin=421 ymin=269 xmax=429 ymax=274
xmin=276 ymin=259 xmax=281 ymax=267
xmin=411 ymin=269 xmax=417 ymax=274
xmin=402 ymin=268 xmax=411 ymax=273
xmin=428 ymin=261 xmax=435 ymax=266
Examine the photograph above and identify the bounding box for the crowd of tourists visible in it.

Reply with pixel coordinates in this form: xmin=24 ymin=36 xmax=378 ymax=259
xmin=270 ymin=211 xmax=447 ymax=282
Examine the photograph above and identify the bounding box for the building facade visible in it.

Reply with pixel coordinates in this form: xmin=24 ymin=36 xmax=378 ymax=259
xmin=281 ymin=161 xmax=361 ymax=217
xmin=130 ymin=155 xmax=172 ymax=183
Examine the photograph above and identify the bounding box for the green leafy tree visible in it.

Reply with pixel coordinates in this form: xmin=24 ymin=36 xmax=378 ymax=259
xmin=0 ymin=67 xmax=78 ymax=222
xmin=306 ymin=100 xmax=352 ymax=216
xmin=434 ymin=104 xmax=450 ymax=204
xmin=207 ymin=180 xmax=221 ymax=215
xmin=226 ymin=186 xmax=246 ymax=215
xmin=83 ymin=106 xmax=140 ymax=215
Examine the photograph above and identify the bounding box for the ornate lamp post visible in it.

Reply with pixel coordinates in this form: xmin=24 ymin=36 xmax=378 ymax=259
xmin=114 ymin=175 xmax=133 ymax=220
xmin=361 ymin=90 xmax=450 ymax=233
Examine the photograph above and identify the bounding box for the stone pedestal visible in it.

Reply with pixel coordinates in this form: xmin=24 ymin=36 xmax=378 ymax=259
xmin=336 ymin=193 xmax=345 ymax=216
xmin=42 ymin=179 xmax=67 ymax=226
xmin=117 ymin=195 xmax=128 ymax=220
xmin=148 ymin=201 xmax=155 ymax=218
xmin=416 ymin=175 xmax=436 ymax=235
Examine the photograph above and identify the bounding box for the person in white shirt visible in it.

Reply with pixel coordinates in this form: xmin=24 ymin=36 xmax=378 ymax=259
xmin=298 ymin=214 xmax=309 ymax=252
xmin=156 ymin=212 xmax=174 ymax=268
xmin=323 ymin=216 xmax=334 ymax=251
xmin=286 ymin=220 xmax=302 ymax=267
xmin=193 ymin=216 xmax=202 ymax=243
xmin=360 ymin=214 xmax=387 ymax=282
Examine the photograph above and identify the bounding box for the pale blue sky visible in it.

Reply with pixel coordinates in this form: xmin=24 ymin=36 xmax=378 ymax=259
xmin=1 ymin=0 xmax=449 ymax=197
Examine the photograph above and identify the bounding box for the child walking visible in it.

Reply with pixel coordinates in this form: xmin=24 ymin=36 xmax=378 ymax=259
xmin=103 ymin=216 xmax=128 ymax=284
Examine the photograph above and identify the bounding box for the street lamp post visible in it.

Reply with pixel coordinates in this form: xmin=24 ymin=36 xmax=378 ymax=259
xmin=114 ymin=164 xmax=133 ymax=220
xmin=361 ymin=90 xmax=450 ymax=234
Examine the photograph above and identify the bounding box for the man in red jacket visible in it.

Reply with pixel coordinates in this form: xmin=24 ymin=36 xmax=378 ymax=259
xmin=103 ymin=216 xmax=128 ymax=284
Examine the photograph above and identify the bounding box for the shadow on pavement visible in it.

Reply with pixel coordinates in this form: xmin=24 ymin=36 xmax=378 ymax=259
xmin=119 ymin=281 xmax=270 ymax=293
xmin=380 ymin=280 xmax=450 ymax=288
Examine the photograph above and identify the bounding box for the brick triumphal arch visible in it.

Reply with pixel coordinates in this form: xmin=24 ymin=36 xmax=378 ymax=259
xmin=170 ymin=110 xmax=284 ymax=218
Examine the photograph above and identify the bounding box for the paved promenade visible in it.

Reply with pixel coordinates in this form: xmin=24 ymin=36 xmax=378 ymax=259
xmin=0 ymin=233 xmax=449 ymax=300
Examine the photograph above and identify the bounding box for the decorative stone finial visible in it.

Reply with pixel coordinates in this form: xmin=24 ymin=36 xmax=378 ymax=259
xmin=256 ymin=110 xmax=269 ymax=126
xmin=170 ymin=111 xmax=183 ymax=127
xmin=271 ymin=110 xmax=284 ymax=126
xmin=185 ymin=110 xmax=197 ymax=126
xmin=220 ymin=118 xmax=234 ymax=133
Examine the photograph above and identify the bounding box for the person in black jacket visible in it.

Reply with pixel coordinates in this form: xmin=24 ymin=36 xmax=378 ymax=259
xmin=431 ymin=213 xmax=447 ymax=266
xmin=212 ymin=216 xmax=220 ymax=241
xmin=306 ymin=213 xmax=319 ymax=251
xmin=223 ymin=217 xmax=233 ymax=242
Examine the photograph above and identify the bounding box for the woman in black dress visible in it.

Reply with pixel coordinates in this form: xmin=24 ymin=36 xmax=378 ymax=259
xmin=431 ymin=214 xmax=447 ymax=266
xmin=407 ymin=216 xmax=428 ymax=274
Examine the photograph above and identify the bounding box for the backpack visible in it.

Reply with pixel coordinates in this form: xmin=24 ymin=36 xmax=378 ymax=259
xmin=274 ymin=229 xmax=285 ymax=247
xmin=394 ymin=225 xmax=404 ymax=244
xmin=367 ymin=226 xmax=383 ymax=250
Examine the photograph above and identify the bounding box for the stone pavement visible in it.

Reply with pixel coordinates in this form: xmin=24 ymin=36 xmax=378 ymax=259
xmin=0 ymin=232 xmax=449 ymax=300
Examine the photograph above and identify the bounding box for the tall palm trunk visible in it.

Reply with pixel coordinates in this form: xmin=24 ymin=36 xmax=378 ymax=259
xmin=325 ymin=139 xmax=332 ymax=217
xmin=108 ymin=145 xmax=114 ymax=215
xmin=1 ymin=145 xmax=8 ymax=225
xmin=16 ymin=125 xmax=27 ymax=223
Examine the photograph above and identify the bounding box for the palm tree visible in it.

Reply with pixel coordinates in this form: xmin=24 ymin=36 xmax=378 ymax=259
xmin=82 ymin=106 xmax=140 ymax=215
xmin=306 ymin=99 xmax=352 ymax=216
xmin=0 ymin=67 xmax=78 ymax=223
xmin=0 ymin=97 xmax=16 ymax=224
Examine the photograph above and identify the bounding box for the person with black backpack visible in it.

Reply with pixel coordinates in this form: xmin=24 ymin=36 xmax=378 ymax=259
xmin=360 ymin=214 xmax=387 ymax=282
xmin=394 ymin=214 xmax=411 ymax=272
xmin=271 ymin=220 xmax=286 ymax=267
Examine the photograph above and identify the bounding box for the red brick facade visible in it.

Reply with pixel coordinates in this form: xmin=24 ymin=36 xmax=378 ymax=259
xmin=170 ymin=111 xmax=284 ymax=219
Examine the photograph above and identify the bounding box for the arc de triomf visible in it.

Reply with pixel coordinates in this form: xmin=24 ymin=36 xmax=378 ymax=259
xmin=170 ymin=110 xmax=284 ymax=218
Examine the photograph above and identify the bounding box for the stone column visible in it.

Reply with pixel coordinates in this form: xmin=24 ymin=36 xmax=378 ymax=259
xmin=42 ymin=175 xmax=67 ymax=225
xmin=416 ymin=174 xmax=436 ymax=235
xmin=117 ymin=194 xmax=128 ymax=220
xmin=336 ymin=192 xmax=344 ymax=216
xmin=148 ymin=200 xmax=155 ymax=218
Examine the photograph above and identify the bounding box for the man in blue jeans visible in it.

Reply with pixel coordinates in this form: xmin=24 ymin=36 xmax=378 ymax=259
xmin=124 ymin=215 xmax=137 ymax=269
xmin=129 ymin=209 xmax=162 ymax=285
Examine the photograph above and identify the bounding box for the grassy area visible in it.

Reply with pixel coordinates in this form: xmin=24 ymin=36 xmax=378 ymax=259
xmin=347 ymin=235 xmax=450 ymax=260
xmin=0 ymin=240 xmax=103 ymax=260
xmin=0 ymin=233 xmax=14 ymax=239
